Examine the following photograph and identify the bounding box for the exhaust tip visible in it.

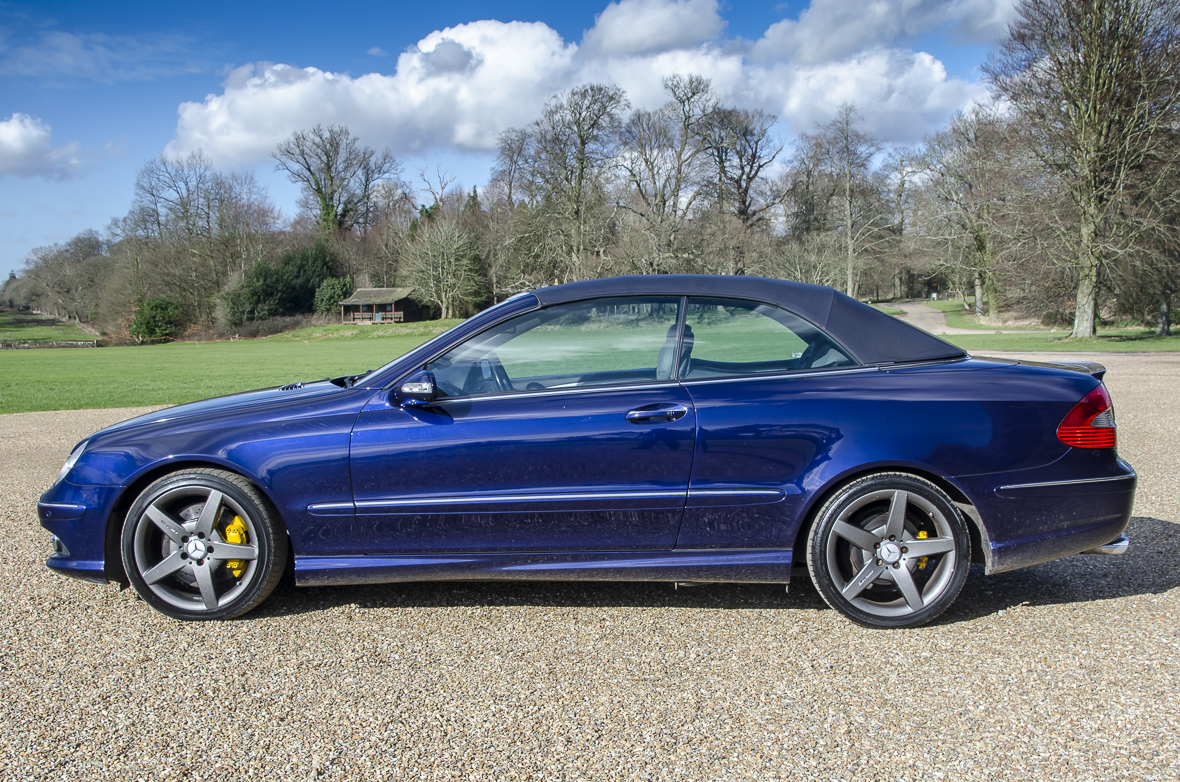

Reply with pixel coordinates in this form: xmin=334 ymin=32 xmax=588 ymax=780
xmin=1083 ymin=534 xmax=1129 ymax=556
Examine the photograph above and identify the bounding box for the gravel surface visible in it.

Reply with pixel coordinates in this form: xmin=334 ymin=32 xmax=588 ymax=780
xmin=1 ymin=354 xmax=1177 ymax=781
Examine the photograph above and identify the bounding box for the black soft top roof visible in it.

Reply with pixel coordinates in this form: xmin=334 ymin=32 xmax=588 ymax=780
xmin=532 ymin=274 xmax=965 ymax=365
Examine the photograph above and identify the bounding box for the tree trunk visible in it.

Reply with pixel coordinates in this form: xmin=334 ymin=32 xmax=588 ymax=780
xmin=973 ymin=273 xmax=984 ymax=320
xmin=1071 ymin=203 xmax=1101 ymax=338
xmin=1071 ymin=257 xmax=1099 ymax=338
xmin=1158 ymin=295 xmax=1171 ymax=337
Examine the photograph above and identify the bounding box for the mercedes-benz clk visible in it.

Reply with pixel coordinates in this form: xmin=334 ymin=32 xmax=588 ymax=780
xmin=39 ymin=275 xmax=1136 ymax=628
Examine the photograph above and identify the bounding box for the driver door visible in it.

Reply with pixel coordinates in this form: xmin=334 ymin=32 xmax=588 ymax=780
xmin=350 ymin=296 xmax=696 ymax=553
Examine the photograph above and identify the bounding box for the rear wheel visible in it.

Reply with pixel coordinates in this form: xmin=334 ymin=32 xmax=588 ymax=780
xmin=806 ymin=473 xmax=970 ymax=629
xmin=121 ymin=469 xmax=287 ymax=620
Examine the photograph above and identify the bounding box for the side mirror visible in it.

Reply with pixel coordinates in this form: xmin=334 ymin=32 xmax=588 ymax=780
xmin=398 ymin=370 xmax=437 ymax=407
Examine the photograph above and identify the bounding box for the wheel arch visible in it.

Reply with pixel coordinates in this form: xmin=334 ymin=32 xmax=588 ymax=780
xmin=790 ymin=464 xmax=990 ymax=575
xmin=103 ymin=459 xmax=289 ymax=584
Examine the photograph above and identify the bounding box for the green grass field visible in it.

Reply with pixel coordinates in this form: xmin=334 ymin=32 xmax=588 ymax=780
xmin=0 ymin=311 xmax=96 ymax=341
xmin=0 ymin=328 xmax=444 ymax=414
xmin=944 ymin=330 xmax=1180 ymax=352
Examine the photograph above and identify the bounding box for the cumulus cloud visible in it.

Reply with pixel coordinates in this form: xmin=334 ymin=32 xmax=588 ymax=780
xmin=755 ymin=0 xmax=1017 ymax=64
xmin=0 ymin=114 xmax=81 ymax=179
xmin=168 ymin=0 xmax=993 ymax=167
xmin=764 ymin=50 xmax=988 ymax=139
xmin=581 ymin=0 xmax=725 ymax=56
xmin=168 ymin=21 xmax=576 ymax=166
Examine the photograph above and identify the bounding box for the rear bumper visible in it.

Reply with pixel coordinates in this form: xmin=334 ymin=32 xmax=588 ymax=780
xmin=957 ymin=455 xmax=1136 ymax=574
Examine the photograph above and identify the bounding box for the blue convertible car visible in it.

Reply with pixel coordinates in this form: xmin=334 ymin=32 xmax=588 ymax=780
xmin=39 ymin=275 xmax=1136 ymax=628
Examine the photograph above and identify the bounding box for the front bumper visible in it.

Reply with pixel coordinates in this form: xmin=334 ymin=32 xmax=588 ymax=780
xmin=38 ymin=481 xmax=124 ymax=583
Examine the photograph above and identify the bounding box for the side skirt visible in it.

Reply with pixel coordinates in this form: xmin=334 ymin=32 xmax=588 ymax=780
xmin=294 ymin=549 xmax=793 ymax=587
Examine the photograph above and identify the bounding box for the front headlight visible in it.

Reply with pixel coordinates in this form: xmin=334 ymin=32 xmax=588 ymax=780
xmin=57 ymin=440 xmax=88 ymax=484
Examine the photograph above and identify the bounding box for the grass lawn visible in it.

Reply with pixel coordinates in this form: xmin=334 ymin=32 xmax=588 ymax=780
xmin=0 ymin=330 xmax=441 ymax=414
xmin=872 ymin=304 xmax=906 ymax=316
xmin=0 ymin=310 xmax=96 ymax=341
xmin=944 ymin=330 xmax=1180 ymax=352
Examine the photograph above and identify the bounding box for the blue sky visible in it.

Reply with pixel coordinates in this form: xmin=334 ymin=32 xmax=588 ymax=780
xmin=0 ymin=0 xmax=1016 ymax=280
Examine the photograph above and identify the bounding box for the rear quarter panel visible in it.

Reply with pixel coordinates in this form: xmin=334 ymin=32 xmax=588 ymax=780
xmin=678 ymin=359 xmax=1099 ymax=550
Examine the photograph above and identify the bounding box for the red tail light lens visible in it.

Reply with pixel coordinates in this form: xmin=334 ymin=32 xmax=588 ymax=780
xmin=1057 ymin=385 xmax=1116 ymax=448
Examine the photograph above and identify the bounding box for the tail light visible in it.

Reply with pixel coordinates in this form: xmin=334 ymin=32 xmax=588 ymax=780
xmin=1057 ymin=385 xmax=1116 ymax=449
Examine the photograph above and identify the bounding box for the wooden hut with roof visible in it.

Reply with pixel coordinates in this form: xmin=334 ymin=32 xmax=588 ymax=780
xmin=338 ymin=287 xmax=428 ymax=323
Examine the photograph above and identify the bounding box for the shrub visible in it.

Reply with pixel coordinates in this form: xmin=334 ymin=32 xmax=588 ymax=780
xmin=314 ymin=276 xmax=353 ymax=315
xmin=225 ymin=243 xmax=333 ymax=325
xmin=131 ymin=298 xmax=182 ymax=341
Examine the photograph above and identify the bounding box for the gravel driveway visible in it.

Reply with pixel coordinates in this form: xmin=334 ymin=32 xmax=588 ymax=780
xmin=1 ymin=354 xmax=1177 ymax=780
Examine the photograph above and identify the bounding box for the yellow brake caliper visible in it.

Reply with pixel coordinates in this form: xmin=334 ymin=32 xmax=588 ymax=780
xmin=916 ymin=530 xmax=929 ymax=570
xmin=223 ymin=516 xmax=248 ymax=578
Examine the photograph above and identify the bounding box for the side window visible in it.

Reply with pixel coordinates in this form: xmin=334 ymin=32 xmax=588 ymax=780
xmin=426 ymin=296 xmax=682 ymax=398
xmin=681 ymin=297 xmax=857 ymax=380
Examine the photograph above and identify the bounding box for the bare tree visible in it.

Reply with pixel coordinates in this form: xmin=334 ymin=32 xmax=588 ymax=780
xmin=528 ymin=84 xmax=630 ymax=281
xmin=618 ymin=74 xmax=716 ymax=271
xmin=816 ymin=104 xmax=882 ymax=298
xmin=985 ymin=0 xmax=1180 ymax=337
xmin=273 ymin=125 xmax=405 ymax=236
xmin=919 ymin=107 xmax=1017 ymax=320
xmin=401 ymin=219 xmax=481 ymax=319
xmin=701 ymin=108 xmax=782 ymax=231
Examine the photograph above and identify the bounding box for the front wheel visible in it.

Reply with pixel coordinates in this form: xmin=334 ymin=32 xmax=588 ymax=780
xmin=121 ymin=469 xmax=287 ymax=620
xmin=806 ymin=473 xmax=970 ymax=629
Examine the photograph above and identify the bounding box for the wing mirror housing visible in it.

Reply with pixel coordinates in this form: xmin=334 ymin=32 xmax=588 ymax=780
xmin=397 ymin=371 xmax=437 ymax=407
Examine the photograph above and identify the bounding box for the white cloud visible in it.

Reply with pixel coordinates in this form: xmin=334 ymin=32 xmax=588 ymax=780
xmin=762 ymin=49 xmax=988 ymax=138
xmin=581 ymin=0 xmax=725 ymax=56
xmin=169 ymin=21 xmax=576 ymax=166
xmin=0 ymin=114 xmax=81 ymax=179
xmin=168 ymin=0 xmax=994 ymax=167
xmin=368 ymin=47 xmax=389 ymax=57
xmin=755 ymin=0 xmax=1017 ymax=64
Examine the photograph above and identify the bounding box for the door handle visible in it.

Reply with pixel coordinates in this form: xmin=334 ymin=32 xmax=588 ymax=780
xmin=626 ymin=404 xmax=689 ymax=424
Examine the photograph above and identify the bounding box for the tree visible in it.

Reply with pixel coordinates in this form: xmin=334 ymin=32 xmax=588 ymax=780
xmin=919 ymin=107 xmax=1016 ymax=319
xmin=273 ymin=125 xmax=405 ymax=236
xmin=529 ymin=84 xmax=630 ymax=281
xmin=985 ymin=0 xmax=1180 ymax=337
xmin=123 ymin=152 xmax=279 ymax=326
xmin=816 ymin=104 xmax=882 ymax=298
xmin=617 ymin=74 xmax=716 ymax=271
xmin=700 ymin=108 xmax=782 ymax=230
xmin=401 ymin=219 xmax=480 ymax=319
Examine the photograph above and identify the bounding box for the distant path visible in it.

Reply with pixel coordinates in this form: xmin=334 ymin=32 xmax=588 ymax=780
xmin=892 ymin=301 xmax=1056 ymax=335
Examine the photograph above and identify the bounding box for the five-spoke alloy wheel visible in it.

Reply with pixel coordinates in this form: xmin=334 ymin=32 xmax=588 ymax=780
xmin=121 ymin=469 xmax=287 ymax=620
xmin=806 ymin=473 xmax=971 ymax=629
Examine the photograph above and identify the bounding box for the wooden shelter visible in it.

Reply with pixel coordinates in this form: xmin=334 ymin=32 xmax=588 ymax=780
xmin=338 ymin=288 xmax=426 ymax=323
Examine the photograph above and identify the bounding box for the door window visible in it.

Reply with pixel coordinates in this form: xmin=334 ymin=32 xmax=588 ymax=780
xmin=426 ymin=296 xmax=683 ymax=398
xmin=681 ymin=297 xmax=857 ymax=379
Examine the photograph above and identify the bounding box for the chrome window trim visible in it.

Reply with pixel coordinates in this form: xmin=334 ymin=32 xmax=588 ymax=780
xmin=997 ymin=473 xmax=1137 ymax=491
xmin=430 ymin=381 xmax=683 ymax=406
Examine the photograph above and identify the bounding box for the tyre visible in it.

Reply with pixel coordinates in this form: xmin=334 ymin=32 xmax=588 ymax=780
xmin=121 ymin=469 xmax=288 ymax=620
xmin=806 ymin=472 xmax=970 ymax=629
